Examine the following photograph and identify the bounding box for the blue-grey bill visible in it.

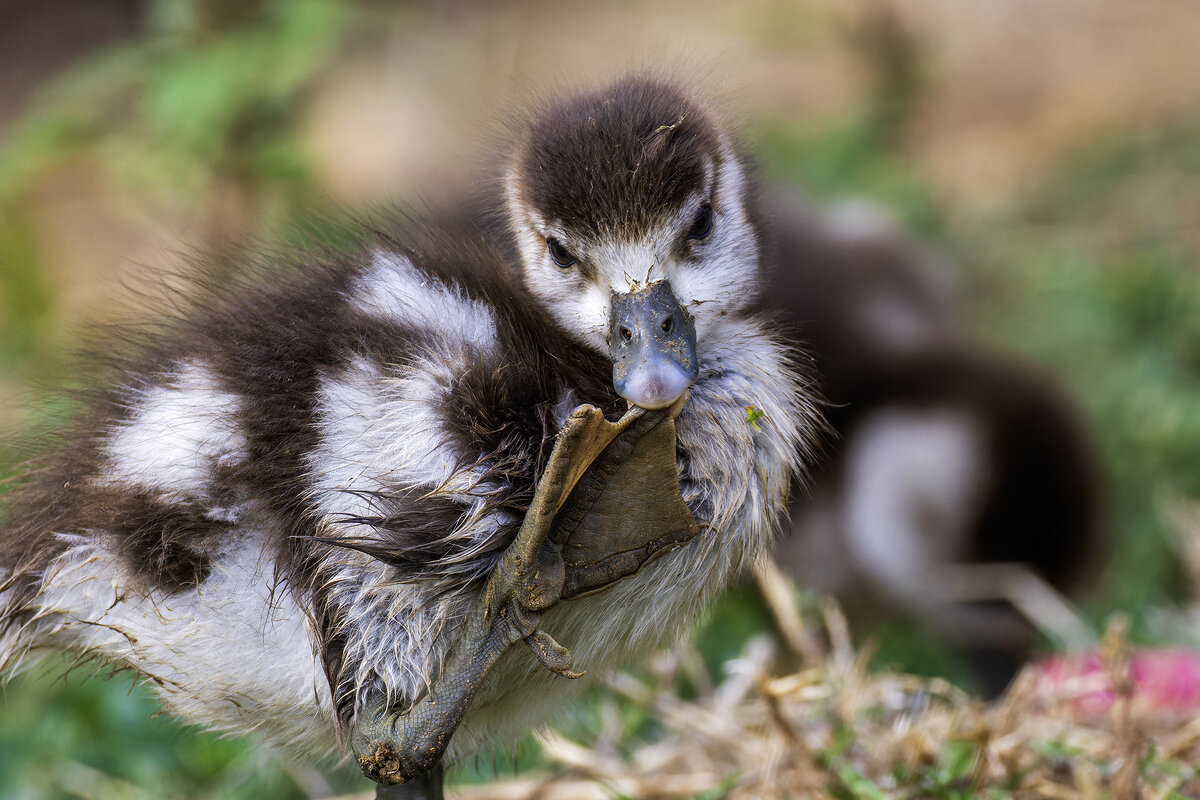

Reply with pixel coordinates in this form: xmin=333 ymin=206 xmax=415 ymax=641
xmin=609 ymin=281 xmax=699 ymax=410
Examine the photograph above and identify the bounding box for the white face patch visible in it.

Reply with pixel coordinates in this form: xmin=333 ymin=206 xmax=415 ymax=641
xmin=670 ymin=140 xmax=760 ymax=345
xmin=503 ymin=177 xmax=609 ymax=351
xmin=353 ymin=251 xmax=500 ymax=352
xmin=102 ymin=361 xmax=245 ymax=500
xmin=504 ymin=138 xmax=760 ymax=358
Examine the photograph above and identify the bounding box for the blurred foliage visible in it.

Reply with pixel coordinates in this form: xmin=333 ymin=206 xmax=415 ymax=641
xmin=758 ymin=109 xmax=1200 ymax=638
xmin=966 ymin=132 xmax=1200 ymax=618
xmin=0 ymin=0 xmax=346 ymax=199
xmin=0 ymin=2 xmax=367 ymax=796
xmin=0 ymin=205 xmax=54 ymax=377
xmin=2 ymin=0 xmax=1200 ymax=796
xmin=0 ymin=0 xmax=349 ymax=392
xmin=0 ymin=660 xmax=365 ymax=800
xmin=755 ymin=116 xmax=945 ymax=237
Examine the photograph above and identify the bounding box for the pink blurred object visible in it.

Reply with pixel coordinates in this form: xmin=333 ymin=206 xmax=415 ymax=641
xmin=1031 ymin=647 xmax=1200 ymax=721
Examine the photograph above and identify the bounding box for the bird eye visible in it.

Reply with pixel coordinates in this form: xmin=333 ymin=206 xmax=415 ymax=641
xmin=546 ymin=238 xmax=577 ymax=268
xmin=687 ymin=203 xmax=713 ymax=240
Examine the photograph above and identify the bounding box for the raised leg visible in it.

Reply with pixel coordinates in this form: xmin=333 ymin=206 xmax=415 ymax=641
xmin=352 ymin=404 xmax=627 ymax=785
xmin=375 ymin=764 xmax=444 ymax=800
xmin=352 ymin=401 xmax=700 ymax=788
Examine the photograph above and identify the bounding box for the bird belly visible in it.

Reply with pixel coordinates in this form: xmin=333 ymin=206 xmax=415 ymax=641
xmin=30 ymin=526 xmax=339 ymax=756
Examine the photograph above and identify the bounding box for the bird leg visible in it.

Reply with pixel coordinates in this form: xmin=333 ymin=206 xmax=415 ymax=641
xmin=373 ymin=765 xmax=444 ymax=800
xmin=352 ymin=400 xmax=700 ymax=789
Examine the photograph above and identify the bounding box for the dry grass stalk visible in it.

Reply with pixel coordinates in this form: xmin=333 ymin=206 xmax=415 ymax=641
xmin=447 ymin=567 xmax=1200 ymax=800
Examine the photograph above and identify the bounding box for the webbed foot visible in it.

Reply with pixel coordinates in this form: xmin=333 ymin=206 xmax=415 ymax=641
xmin=351 ymin=401 xmax=700 ymax=786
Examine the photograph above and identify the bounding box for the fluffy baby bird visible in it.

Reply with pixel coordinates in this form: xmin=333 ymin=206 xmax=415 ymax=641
xmin=0 ymin=77 xmax=822 ymax=796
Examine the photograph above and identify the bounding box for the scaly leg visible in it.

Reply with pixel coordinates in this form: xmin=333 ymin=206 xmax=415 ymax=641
xmin=375 ymin=765 xmax=444 ymax=800
xmin=352 ymin=401 xmax=701 ymax=789
xmin=352 ymin=405 xmax=645 ymax=784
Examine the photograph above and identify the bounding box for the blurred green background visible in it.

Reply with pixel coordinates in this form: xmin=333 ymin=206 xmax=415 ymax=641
xmin=2 ymin=0 xmax=1200 ymax=797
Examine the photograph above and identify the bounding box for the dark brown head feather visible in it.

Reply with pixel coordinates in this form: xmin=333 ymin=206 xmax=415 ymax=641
xmin=517 ymin=77 xmax=721 ymax=239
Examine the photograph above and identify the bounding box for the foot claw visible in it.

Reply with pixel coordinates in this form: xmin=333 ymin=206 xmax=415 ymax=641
xmin=525 ymin=629 xmax=585 ymax=679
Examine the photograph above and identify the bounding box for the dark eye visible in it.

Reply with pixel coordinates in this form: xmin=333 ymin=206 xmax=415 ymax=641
xmin=687 ymin=203 xmax=713 ymax=240
xmin=547 ymin=238 xmax=577 ymax=268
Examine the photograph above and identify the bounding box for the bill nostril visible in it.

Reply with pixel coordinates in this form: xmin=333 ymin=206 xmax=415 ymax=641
xmin=608 ymin=283 xmax=699 ymax=410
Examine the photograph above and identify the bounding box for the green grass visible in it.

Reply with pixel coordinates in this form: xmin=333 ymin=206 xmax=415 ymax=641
xmin=0 ymin=660 xmax=365 ymax=799
xmin=964 ymin=142 xmax=1200 ymax=619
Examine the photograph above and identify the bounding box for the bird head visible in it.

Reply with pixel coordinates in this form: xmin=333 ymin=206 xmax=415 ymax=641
xmin=504 ymin=77 xmax=761 ymax=410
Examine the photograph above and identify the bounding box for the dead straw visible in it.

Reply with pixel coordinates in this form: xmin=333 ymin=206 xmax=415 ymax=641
xmin=447 ymin=558 xmax=1200 ymax=800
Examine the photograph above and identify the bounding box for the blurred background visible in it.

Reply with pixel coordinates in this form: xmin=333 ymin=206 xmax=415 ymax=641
xmin=2 ymin=0 xmax=1199 ymax=797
